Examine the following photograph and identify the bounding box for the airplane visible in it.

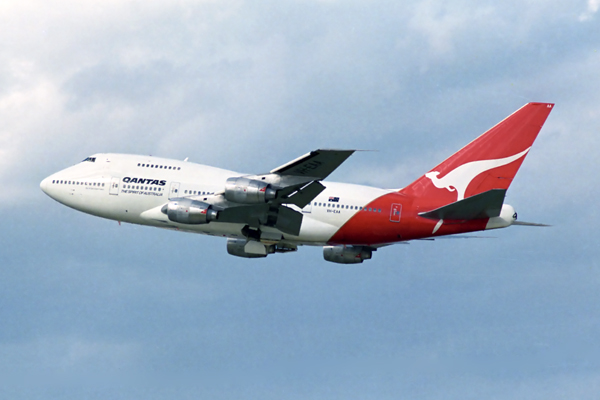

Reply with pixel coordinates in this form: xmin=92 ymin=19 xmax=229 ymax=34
xmin=40 ymin=102 xmax=554 ymax=263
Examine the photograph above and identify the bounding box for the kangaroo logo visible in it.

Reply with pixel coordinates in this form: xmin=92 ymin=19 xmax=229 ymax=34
xmin=425 ymin=148 xmax=530 ymax=201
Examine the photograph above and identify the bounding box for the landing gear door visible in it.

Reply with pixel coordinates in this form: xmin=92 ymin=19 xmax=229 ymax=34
xmin=169 ymin=182 xmax=180 ymax=200
xmin=109 ymin=177 xmax=120 ymax=195
xmin=390 ymin=203 xmax=402 ymax=223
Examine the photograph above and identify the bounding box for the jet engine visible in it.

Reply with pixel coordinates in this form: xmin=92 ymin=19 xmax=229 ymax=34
xmin=226 ymin=238 xmax=271 ymax=258
xmin=323 ymin=245 xmax=373 ymax=264
xmin=224 ymin=177 xmax=277 ymax=204
xmin=162 ymin=198 xmax=218 ymax=224
xmin=226 ymin=238 xmax=298 ymax=258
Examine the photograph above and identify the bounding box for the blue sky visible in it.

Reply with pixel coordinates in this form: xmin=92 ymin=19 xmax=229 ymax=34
xmin=1 ymin=1 xmax=599 ymax=398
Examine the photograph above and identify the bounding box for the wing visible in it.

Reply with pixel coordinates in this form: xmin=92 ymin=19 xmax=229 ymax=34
xmin=270 ymin=149 xmax=355 ymax=180
xmin=215 ymin=149 xmax=356 ymax=236
xmin=143 ymin=149 xmax=356 ymax=237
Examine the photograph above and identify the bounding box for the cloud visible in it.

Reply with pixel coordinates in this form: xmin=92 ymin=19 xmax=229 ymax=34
xmin=0 ymin=0 xmax=597 ymax=219
xmin=2 ymin=4 xmax=600 ymax=396
xmin=579 ymin=0 xmax=600 ymax=21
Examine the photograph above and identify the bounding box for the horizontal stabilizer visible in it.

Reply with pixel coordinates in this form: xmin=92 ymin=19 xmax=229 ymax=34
xmin=419 ymin=189 xmax=506 ymax=221
xmin=513 ymin=221 xmax=551 ymax=227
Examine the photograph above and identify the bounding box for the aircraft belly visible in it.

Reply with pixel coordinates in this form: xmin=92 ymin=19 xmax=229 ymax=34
xmin=293 ymin=215 xmax=339 ymax=243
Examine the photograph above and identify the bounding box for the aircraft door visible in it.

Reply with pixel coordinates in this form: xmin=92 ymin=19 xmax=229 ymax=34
xmin=169 ymin=182 xmax=180 ymax=199
xmin=109 ymin=177 xmax=120 ymax=195
xmin=390 ymin=203 xmax=402 ymax=222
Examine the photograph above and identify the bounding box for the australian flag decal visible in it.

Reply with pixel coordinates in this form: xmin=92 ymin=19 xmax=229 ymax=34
xmin=328 ymin=197 xmax=340 ymax=202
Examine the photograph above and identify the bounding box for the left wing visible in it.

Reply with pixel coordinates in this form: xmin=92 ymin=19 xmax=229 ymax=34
xmin=213 ymin=149 xmax=355 ymax=236
xmin=270 ymin=149 xmax=355 ymax=181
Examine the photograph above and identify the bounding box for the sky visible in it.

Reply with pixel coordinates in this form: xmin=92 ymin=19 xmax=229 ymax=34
xmin=1 ymin=0 xmax=599 ymax=398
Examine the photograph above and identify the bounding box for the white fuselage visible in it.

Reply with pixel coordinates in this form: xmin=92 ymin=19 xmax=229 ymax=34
xmin=40 ymin=153 xmax=391 ymax=246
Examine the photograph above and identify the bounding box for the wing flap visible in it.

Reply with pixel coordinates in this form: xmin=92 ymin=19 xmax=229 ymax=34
xmin=275 ymin=205 xmax=303 ymax=236
xmin=217 ymin=204 xmax=269 ymax=227
xmin=216 ymin=203 xmax=303 ymax=236
xmin=279 ymin=181 xmax=326 ymax=209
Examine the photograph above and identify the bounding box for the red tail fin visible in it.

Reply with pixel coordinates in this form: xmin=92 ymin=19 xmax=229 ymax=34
xmin=401 ymin=102 xmax=554 ymax=207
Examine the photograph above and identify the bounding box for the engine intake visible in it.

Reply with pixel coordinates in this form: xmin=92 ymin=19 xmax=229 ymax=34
xmin=224 ymin=177 xmax=277 ymax=204
xmin=323 ymin=245 xmax=373 ymax=264
xmin=162 ymin=198 xmax=218 ymax=224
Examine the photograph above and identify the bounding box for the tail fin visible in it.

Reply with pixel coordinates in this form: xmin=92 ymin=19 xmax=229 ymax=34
xmin=401 ymin=102 xmax=554 ymax=207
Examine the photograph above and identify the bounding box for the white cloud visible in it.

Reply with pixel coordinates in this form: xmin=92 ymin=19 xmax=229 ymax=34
xmin=0 ymin=0 xmax=598 ymax=212
xmin=579 ymin=0 xmax=599 ymax=21
xmin=408 ymin=1 xmax=494 ymax=61
xmin=3 ymin=4 xmax=600 ymax=399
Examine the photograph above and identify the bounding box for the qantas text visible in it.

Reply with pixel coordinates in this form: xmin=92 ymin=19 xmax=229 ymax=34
xmin=122 ymin=177 xmax=167 ymax=186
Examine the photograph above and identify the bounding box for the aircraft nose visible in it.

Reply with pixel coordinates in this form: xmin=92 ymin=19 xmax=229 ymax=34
xmin=40 ymin=176 xmax=52 ymax=196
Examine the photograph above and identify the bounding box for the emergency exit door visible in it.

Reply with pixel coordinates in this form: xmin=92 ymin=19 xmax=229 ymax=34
xmin=109 ymin=177 xmax=120 ymax=195
xmin=169 ymin=182 xmax=180 ymax=200
xmin=390 ymin=203 xmax=402 ymax=222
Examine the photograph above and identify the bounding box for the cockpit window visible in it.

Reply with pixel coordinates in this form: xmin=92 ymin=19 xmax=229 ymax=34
xmin=82 ymin=157 xmax=96 ymax=163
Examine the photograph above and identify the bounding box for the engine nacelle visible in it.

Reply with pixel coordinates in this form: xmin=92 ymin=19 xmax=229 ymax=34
xmin=224 ymin=177 xmax=277 ymax=204
xmin=323 ymin=245 xmax=373 ymax=264
xmin=227 ymin=238 xmax=272 ymax=258
xmin=162 ymin=198 xmax=218 ymax=224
